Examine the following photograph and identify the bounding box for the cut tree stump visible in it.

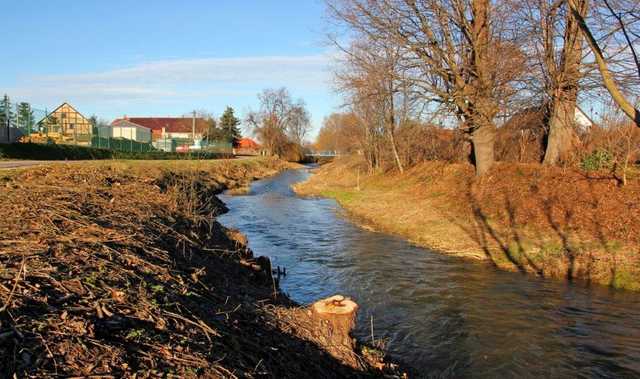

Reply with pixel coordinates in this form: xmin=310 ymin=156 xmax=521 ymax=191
xmin=309 ymin=295 xmax=359 ymax=367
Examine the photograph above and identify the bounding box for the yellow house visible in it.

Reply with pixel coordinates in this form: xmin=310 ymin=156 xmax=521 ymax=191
xmin=38 ymin=102 xmax=92 ymax=144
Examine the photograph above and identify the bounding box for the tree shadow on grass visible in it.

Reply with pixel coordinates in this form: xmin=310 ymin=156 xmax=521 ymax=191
xmin=440 ymin=176 xmax=624 ymax=286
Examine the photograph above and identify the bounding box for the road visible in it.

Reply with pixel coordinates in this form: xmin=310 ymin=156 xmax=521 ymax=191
xmin=0 ymin=161 xmax=55 ymax=169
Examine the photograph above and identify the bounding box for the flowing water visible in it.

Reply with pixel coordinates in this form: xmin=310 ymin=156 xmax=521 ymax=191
xmin=218 ymin=168 xmax=640 ymax=378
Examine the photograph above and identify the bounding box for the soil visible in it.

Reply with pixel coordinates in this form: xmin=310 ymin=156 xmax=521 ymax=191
xmin=294 ymin=156 xmax=640 ymax=290
xmin=0 ymin=158 xmax=401 ymax=378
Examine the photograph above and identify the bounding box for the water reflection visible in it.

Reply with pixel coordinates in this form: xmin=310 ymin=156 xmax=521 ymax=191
xmin=218 ymin=168 xmax=640 ymax=378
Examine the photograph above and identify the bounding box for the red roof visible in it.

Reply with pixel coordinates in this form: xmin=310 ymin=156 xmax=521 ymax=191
xmin=112 ymin=117 xmax=209 ymax=134
xmin=237 ymin=138 xmax=260 ymax=149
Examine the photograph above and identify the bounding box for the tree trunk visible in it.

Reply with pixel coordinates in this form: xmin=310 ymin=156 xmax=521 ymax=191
xmin=469 ymin=0 xmax=496 ymax=176
xmin=309 ymin=295 xmax=359 ymax=367
xmin=470 ymin=122 xmax=496 ymax=176
xmin=388 ymin=128 xmax=404 ymax=173
xmin=544 ymin=98 xmax=577 ymax=164
xmin=543 ymin=0 xmax=587 ymax=164
xmin=387 ymin=90 xmax=404 ymax=173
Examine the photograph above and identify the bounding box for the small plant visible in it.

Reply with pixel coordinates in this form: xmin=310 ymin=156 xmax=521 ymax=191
xmin=150 ymin=284 xmax=164 ymax=294
xmin=83 ymin=271 xmax=99 ymax=286
xmin=580 ymin=149 xmax=613 ymax=172
xmin=125 ymin=328 xmax=145 ymax=341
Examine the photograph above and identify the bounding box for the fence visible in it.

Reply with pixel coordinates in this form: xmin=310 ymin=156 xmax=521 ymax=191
xmin=154 ymin=136 xmax=233 ymax=154
xmin=91 ymin=136 xmax=155 ymax=153
xmin=202 ymin=140 xmax=234 ymax=154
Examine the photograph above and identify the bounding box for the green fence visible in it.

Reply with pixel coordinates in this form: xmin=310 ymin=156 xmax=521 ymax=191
xmin=91 ymin=136 xmax=155 ymax=152
xmin=202 ymin=140 xmax=233 ymax=154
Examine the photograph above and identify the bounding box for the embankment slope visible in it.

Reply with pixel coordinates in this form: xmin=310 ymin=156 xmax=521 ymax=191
xmin=0 ymin=158 xmax=393 ymax=378
xmin=295 ymin=156 xmax=640 ymax=290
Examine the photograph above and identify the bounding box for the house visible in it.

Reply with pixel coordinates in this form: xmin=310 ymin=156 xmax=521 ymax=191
xmin=37 ymin=102 xmax=92 ymax=144
xmin=575 ymin=106 xmax=595 ymax=130
xmin=234 ymin=137 xmax=262 ymax=156
xmin=110 ymin=116 xmax=210 ymax=142
xmin=496 ymin=105 xmax=596 ymax=163
xmin=101 ymin=119 xmax=152 ymax=143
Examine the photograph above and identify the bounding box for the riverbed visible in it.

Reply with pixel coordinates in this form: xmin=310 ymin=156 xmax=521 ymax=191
xmin=219 ymin=167 xmax=640 ymax=378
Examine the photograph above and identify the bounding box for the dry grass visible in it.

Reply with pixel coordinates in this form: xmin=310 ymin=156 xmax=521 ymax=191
xmin=295 ymin=156 xmax=640 ymax=290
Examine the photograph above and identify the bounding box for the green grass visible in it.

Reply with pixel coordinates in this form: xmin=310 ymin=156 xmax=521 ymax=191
xmin=612 ymin=269 xmax=640 ymax=291
xmin=320 ymin=189 xmax=360 ymax=204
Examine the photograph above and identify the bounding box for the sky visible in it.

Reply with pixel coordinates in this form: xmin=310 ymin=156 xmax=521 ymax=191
xmin=2 ymin=0 xmax=339 ymax=139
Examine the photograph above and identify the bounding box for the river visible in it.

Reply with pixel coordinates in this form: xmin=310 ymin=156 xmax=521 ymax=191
xmin=218 ymin=167 xmax=640 ymax=378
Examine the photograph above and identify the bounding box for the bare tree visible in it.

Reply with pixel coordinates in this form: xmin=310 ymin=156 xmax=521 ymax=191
xmin=328 ymin=0 xmax=523 ymax=175
xmin=527 ymin=0 xmax=588 ymax=165
xmin=316 ymin=113 xmax=362 ymax=153
xmin=245 ymin=87 xmax=312 ymax=156
xmin=287 ymin=100 xmax=312 ymax=145
xmin=568 ymin=0 xmax=640 ymax=127
xmin=333 ymin=38 xmax=410 ymax=172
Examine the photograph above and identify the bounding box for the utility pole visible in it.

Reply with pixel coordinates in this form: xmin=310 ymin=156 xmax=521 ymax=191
xmin=192 ymin=110 xmax=196 ymax=143
xmin=5 ymin=102 xmax=10 ymax=143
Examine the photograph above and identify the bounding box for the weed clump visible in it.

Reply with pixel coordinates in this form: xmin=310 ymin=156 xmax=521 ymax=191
xmin=581 ymin=149 xmax=614 ymax=172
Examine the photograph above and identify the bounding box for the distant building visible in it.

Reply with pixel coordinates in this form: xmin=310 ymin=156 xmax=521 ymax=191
xmin=496 ymin=105 xmax=597 ymax=163
xmin=110 ymin=116 xmax=209 ymax=141
xmin=575 ymin=106 xmax=595 ymax=130
xmin=101 ymin=119 xmax=152 ymax=143
xmin=234 ymin=137 xmax=262 ymax=156
xmin=36 ymin=102 xmax=92 ymax=144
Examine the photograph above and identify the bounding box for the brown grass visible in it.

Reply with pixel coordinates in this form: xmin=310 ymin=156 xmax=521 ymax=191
xmin=295 ymin=156 xmax=640 ymax=290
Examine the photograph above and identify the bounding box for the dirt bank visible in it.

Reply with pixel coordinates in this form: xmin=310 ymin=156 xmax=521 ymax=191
xmin=0 ymin=158 xmax=398 ymax=378
xmin=294 ymin=156 xmax=640 ymax=291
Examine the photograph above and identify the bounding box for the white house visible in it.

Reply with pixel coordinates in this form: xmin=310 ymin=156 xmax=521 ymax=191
xmin=575 ymin=106 xmax=595 ymax=130
xmin=110 ymin=116 xmax=209 ymax=142
xmin=103 ymin=119 xmax=152 ymax=143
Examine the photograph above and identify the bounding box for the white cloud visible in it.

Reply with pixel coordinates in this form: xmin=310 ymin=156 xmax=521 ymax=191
xmin=9 ymin=54 xmax=332 ymax=106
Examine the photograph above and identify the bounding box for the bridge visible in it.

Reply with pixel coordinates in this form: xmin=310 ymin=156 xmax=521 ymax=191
xmin=305 ymin=151 xmax=339 ymax=157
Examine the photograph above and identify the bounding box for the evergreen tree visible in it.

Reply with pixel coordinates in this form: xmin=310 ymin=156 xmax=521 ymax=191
xmin=0 ymin=94 xmax=16 ymax=128
xmin=89 ymin=115 xmax=99 ymax=135
xmin=17 ymin=102 xmax=34 ymax=132
xmin=219 ymin=106 xmax=241 ymax=145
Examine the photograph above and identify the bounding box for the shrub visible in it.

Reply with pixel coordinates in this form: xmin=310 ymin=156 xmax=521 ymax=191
xmin=396 ymin=123 xmax=465 ymax=166
xmin=495 ymin=108 xmax=546 ymax=163
xmin=580 ymin=149 xmax=613 ymax=172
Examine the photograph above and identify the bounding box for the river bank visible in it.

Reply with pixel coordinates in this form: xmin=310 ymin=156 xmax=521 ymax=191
xmin=0 ymin=158 xmax=397 ymax=378
xmin=294 ymin=156 xmax=640 ymax=291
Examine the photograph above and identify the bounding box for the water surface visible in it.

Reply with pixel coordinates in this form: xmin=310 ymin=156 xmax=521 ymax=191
xmin=219 ymin=168 xmax=640 ymax=378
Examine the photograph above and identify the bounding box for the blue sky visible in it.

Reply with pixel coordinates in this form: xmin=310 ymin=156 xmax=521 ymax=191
xmin=3 ymin=0 xmax=338 ymax=138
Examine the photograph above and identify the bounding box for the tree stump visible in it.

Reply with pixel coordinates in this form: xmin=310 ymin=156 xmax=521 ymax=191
xmin=309 ymin=295 xmax=359 ymax=366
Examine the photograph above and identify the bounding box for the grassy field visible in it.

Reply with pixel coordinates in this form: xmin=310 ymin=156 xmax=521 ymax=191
xmin=295 ymin=156 xmax=640 ymax=290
